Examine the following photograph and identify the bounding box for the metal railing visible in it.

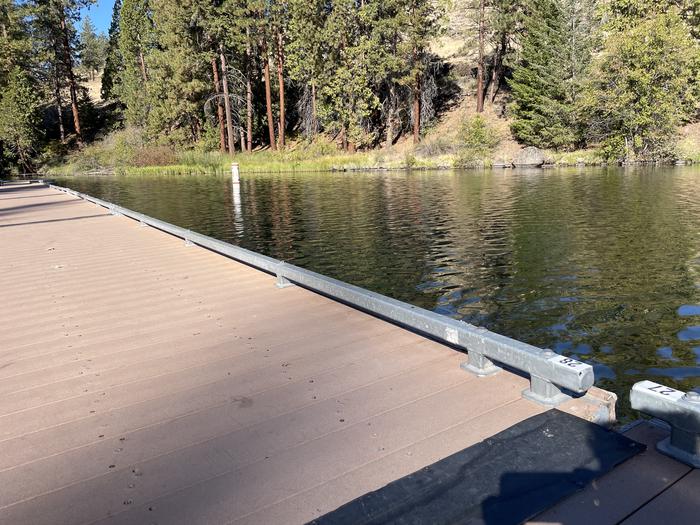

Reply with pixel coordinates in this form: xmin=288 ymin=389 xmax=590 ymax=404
xmin=631 ymin=380 xmax=700 ymax=467
xmin=49 ymin=183 xmax=595 ymax=406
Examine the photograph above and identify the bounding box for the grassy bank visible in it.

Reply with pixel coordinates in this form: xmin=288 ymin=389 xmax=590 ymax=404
xmin=43 ymin=130 xmax=399 ymax=175
xmin=42 ymin=129 xmax=466 ymax=176
xmin=43 ymin=117 xmax=700 ymax=177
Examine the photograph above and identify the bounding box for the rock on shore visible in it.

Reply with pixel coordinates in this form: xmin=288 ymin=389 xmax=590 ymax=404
xmin=513 ymin=147 xmax=545 ymax=167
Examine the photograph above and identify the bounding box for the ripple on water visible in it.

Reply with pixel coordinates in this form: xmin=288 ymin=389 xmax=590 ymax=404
xmin=678 ymin=326 xmax=700 ymax=341
xmin=645 ymin=367 xmax=700 ymax=380
xmin=656 ymin=347 xmax=678 ymax=361
xmin=678 ymin=305 xmax=700 ymax=316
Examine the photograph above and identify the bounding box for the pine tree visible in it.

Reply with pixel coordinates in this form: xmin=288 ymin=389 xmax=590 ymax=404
xmin=286 ymin=0 xmax=325 ymax=138
xmin=508 ymin=0 xmax=596 ymax=150
xmin=475 ymin=0 xmax=486 ymax=112
xmin=28 ymin=0 xmax=92 ymax=144
xmin=319 ymin=0 xmax=377 ymax=150
xmin=0 ymin=1 xmax=34 ymax=174
xmin=0 ymin=0 xmax=32 ymax=86
xmin=80 ymin=16 xmax=104 ymax=80
xmin=118 ymin=0 xmax=152 ymax=127
xmin=486 ymin=0 xmax=525 ymax=103
xmin=582 ymin=6 xmax=700 ymax=161
xmin=0 ymin=67 xmax=41 ymax=171
xmin=365 ymin=0 xmax=410 ymax=148
xmin=400 ymin=0 xmax=443 ymax=143
xmin=101 ymin=0 xmax=122 ymax=100
xmin=144 ymin=0 xmax=212 ymax=144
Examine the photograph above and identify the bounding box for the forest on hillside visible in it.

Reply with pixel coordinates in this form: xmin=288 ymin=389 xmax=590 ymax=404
xmin=2 ymin=0 xmax=700 ymax=175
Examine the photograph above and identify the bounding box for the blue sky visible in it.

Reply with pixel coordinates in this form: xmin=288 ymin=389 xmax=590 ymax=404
xmin=80 ymin=0 xmax=116 ymax=35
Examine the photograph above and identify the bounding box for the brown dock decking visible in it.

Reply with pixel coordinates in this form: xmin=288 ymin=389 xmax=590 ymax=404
xmin=0 ymin=183 xmax=697 ymax=524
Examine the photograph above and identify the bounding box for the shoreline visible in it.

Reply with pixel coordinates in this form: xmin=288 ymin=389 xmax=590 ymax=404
xmin=42 ymin=157 xmax=697 ymax=177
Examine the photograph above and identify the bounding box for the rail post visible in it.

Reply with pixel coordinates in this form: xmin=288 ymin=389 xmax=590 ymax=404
xmin=631 ymin=380 xmax=700 ymax=467
xmin=459 ymin=327 xmax=501 ymax=376
xmin=276 ymin=262 xmax=294 ymax=288
xmin=518 ymin=350 xmax=573 ymax=405
xmin=460 ymin=352 xmax=501 ymax=376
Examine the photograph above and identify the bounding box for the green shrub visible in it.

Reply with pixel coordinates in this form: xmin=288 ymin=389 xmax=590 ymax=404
xmin=404 ymin=152 xmax=417 ymax=168
xmin=455 ymin=115 xmax=500 ymax=166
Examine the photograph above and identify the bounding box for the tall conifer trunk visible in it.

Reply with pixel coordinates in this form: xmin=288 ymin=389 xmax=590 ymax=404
xmin=311 ymin=81 xmax=317 ymax=136
xmin=489 ymin=32 xmax=507 ymax=102
xmin=246 ymin=30 xmax=253 ymax=152
xmin=340 ymin=125 xmax=348 ymax=152
xmin=412 ymin=70 xmax=421 ymax=144
xmin=276 ymin=30 xmax=286 ymax=148
xmin=53 ymin=57 xmax=66 ymax=143
xmin=138 ymin=50 xmax=148 ymax=83
xmin=262 ymin=40 xmax=277 ymax=151
xmin=59 ymin=6 xmax=82 ymax=144
xmin=386 ymin=84 xmax=395 ymax=148
xmin=211 ymin=57 xmax=227 ymax=153
xmin=219 ymin=46 xmax=236 ymax=155
xmin=476 ymin=0 xmax=486 ymax=112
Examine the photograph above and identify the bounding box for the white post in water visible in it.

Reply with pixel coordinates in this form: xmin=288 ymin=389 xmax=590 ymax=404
xmin=231 ymin=162 xmax=240 ymax=185
xmin=231 ymin=162 xmax=243 ymax=234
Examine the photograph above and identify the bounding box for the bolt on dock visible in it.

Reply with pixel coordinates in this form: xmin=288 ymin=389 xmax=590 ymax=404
xmin=0 ymin=182 xmax=698 ymax=524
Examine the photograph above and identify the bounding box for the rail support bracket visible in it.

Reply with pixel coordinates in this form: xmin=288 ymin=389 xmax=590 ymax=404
xmin=276 ymin=262 xmax=295 ymax=289
xmin=657 ymin=429 xmax=700 ymax=468
xmin=276 ymin=275 xmax=294 ymax=288
xmin=631 ymin=381 xmax=700 ymax=467
xmin=523 ymin=375 xmax=571 ymax=406
xmin=184 ymin=230 xmax=195 ymax=247
xmin=460 ymin=351 xmax=501 ymax=377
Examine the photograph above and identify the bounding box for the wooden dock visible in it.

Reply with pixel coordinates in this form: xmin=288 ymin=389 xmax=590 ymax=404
xmin=0 ymin=183 xmax=697 ymax=524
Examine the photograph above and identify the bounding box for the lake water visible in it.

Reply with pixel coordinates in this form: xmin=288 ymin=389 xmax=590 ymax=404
xmin=53 ymin=167 xmax=700 ymax=412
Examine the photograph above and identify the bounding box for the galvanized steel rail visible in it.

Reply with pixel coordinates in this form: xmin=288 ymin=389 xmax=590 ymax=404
xmin=49 ymin=183 xmax=594 ymax=406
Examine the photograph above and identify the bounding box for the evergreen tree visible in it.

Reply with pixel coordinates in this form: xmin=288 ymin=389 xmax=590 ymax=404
xmin=101 ymin=0 xmax=123 ymax=100
xmin=145 ymin=0 xmax=211 ymax=144
xmin=28 ymin=0 xmax=93 ymax=144
xmin=0 ymin=1 xmax=34 ymax=174
xmin=0 ymin=67 xmax=41 ymax=171
xmin=486 ymin=0 xmax=525 ymax=102
xmin=286 ymin=0 xmax=325 ymax=138
xmin=400 ymin=0 xmax=443 ymax=143
xmin=0 ymin=0 xmax=32 ymax=87
xmin=582 ymin=7 xmax=700 ymax=161
xmin=318 ymin=0 xmax=377 ymax=150
xmin=509 ymin=0 xmax=597 ymax=150
xmin=205 ymin=0 xmax=250 ymax=152
xmin=118 ymin=0 xmax=153 ymax=127
xmin=80 ymin=16 xmax=105 ymax=80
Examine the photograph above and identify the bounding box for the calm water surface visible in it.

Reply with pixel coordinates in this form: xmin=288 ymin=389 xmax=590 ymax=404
xmin=54 ymin=167 xmax=700 ymax=411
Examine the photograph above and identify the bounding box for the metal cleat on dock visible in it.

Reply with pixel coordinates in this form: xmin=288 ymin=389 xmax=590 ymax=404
xmin=631 ymin=380 xmax=700 ymax=467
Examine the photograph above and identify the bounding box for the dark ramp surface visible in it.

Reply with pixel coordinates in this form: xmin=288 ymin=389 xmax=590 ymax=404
xmin=310 ymin=410 xmax=645 ymax=525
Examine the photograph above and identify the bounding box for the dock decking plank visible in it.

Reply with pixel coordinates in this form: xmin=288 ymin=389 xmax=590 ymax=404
xmin=621 ymin=469 xmax=700 ymax=525
xmin=529 ymin=423 xmax=694 ymax=525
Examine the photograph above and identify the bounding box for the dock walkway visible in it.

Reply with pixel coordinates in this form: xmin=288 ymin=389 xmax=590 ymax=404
xmin=0 ymin=183 xmax=696 ymax=524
